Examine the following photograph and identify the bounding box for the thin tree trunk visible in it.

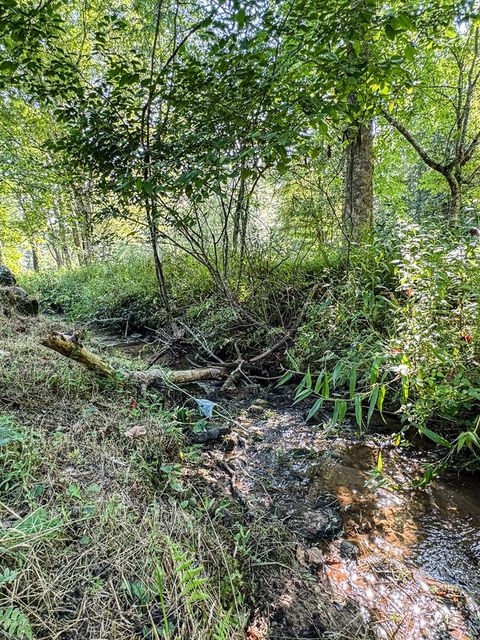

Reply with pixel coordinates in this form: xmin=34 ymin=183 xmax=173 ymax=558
xmin=343 ymin=120 xmax=374 ymax=243
xmin=232 ymin=176 xmax=246 ymax=252
xmin=31 ymin=243 xmax=40 ymax=271
xmin=446 ymin=171 xmax=462 ymax=223
xmin=145 ymin=198 xmax=177 ymax=332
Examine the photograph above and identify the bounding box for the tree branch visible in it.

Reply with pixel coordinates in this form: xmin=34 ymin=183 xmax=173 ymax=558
xmin=381 ymin=110 xmax=447 ymax=174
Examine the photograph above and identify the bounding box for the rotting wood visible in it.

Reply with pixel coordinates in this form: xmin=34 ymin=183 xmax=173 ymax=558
xmin=41 ymin=332 xmax=116 ymax=378
xmin=41 ymin=331 xmax=228 ymax=386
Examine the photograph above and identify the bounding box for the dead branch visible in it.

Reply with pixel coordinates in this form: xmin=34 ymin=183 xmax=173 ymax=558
xmin=41 ymin=331 xmax=228 ymax=387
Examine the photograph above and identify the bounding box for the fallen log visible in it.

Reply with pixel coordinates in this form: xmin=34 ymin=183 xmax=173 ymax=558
xmin=41 ymin=332 xmax=115 ymax=377
xmin=41 ymin=331 xmax=228 ymax=386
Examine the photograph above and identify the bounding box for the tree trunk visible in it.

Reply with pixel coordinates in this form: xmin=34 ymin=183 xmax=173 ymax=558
xmin=343 ymin=120 xmax=374 ymax=243
xmin=446 ymin=171 xmax=462 ymax=224
xmin=31 ymin=243 xmax=40 ymax=271
xmin=145 ymin=197 xmax=177 ymax=332
xmin=232 ymin=176 xmax=246 ymax=252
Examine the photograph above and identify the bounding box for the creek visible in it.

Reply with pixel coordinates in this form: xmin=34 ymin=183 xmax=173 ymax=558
xmin=98 ymin=332 xmax=480 ymax=639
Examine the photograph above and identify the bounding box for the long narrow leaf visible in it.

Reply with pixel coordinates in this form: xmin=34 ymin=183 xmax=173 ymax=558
xmin=377 ymin=384 xmax=386 ymax=418
xmin=368 ymin=386 xmax=380 ymax=425
xmin=349 ymin=367 xmax=357 ymax=400
xmin=354 ymin=394 xmax=363 ymax=429
xmin=276 ymin=370 xmax=293 ymax=387
xmin=307 ymin=398 xmax=323 ymax=421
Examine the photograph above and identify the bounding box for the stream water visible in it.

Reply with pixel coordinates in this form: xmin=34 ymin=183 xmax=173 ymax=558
xmin=213 ymin=391 xmax=480 ymax=640
xmin=96 ymin=334 xmax=480 ymax=639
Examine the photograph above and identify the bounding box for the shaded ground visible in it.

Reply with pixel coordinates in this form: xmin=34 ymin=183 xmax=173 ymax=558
xmin=2 ymin=311 xmax=479 ymax=639
xmin=0 ymin=313 xmax=373 ymax=640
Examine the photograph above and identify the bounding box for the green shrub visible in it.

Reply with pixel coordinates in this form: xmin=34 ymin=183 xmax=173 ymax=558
xmin=290 ymin=218 xmax=480 ymax=470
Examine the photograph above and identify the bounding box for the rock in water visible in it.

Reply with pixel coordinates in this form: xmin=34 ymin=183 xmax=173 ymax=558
xmin=292 ymin=493 xmax=343 ymax=540
xmin=0 ymin=266 xmax=16 ymax=286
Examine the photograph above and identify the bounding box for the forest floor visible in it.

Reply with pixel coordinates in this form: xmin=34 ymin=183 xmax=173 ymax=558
xmin=1 ymin=309 xmax=480 ymax=640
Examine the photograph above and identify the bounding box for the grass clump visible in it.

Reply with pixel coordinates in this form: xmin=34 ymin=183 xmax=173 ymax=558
xmin=0 ymin=314 xmax=249 ymax=639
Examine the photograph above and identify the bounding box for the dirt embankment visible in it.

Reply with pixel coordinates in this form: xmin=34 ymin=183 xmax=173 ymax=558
xmin=0 ymin=310 xmax=372 ymax=640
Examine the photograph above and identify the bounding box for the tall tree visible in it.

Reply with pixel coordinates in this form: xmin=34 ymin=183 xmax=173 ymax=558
xmin=382 ymin=23 xmax=480 ymax=223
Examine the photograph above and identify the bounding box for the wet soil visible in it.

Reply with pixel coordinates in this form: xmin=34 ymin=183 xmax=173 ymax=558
xmin=205 ymin=390 xmax=480 ymax=640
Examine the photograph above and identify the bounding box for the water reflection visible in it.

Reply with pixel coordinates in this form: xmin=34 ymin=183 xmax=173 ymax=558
xmin=224 ymin=395 xmax=480 ymax=639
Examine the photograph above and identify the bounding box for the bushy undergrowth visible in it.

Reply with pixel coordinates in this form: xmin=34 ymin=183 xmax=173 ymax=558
xmin=22 ymin=248 xmax=163 ymax=328
xmin=20 ymin=223 xmax=480 ymax=469
xmin=291 ymin=218 xmax=480 ymax=472
xmin=22 ymin=245 xmax=330 ymax=359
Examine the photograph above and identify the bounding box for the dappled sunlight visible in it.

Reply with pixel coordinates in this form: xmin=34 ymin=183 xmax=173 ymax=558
xmin=222 ymin=396 xmax=480 ymax=639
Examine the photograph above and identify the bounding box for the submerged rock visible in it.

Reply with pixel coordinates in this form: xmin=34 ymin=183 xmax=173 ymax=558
xmin=296 ymin=507 xmax=343 ymax=540
xmin=292 ymin=493 xmax=343 ymax=540
xmin=0 ymin=266 xmax=16 ymax=287
xmin=339 ymin=540 xmax=359 ymax=560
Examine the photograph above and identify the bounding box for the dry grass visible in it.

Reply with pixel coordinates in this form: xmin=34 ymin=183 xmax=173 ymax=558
xmin=0 ymin=314 xmax=247 ymax=639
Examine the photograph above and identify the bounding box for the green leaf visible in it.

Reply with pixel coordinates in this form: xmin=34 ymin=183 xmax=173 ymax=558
xmin=377 ymin=450 xmax=383 ymax=473
xmin=367 ymin=386 xmax=380 ymax=425
xmin=333 ymin=399 xmax=347 ymax=424
xmin=395 ymin=13 xmax=413 ymax=30
xmin=418 ymin=426 xmax=450 ymax=448
xmin=305 ymin=368 xmax=312 ymax=389
xmin=314 ymin=373 xmax=324 ymax=393
xmin=276 ymin=370 xmax=293 ymax=387
xmin=370 ymin=358 xmax=380 ymax=384
xmin=306 ymin=398 xmax=323 ymax=421
xmin=354 ymin=394 xmax=363 ymax=429
xmin=385 ymin=22 xmax=396 ymax=40
xmin=332 ymin=361 xmax=343 ymax=387
xmin=0 ymin=569 xmax=17 ymax=585
xmin=349 ymin=367 xmax=357 ymax=400
xmin=377 ymin=384 xmax=386 ymax=417
xmin=352 ymin=40 xmax=361 ymax=57
xmin=294 ymin=388 xmax=313 ymax=403
xmin=405 ymin=43 xmax=416 ymax=61
xmin=322 ymin=373 xmax=330 ymax=398
xmin=143 ymin=180 xmax=154 ymax=196
xmin=235 ymin=8 xmax=246 ymax=28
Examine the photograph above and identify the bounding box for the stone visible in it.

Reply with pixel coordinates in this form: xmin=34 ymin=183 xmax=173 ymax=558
xmin=0 ymin=286 xmax=39 ymax=316
xmin=0 ymin=266 xmax=16 ymax=286
xmin=296 ymin=507 xmax=343 ymax=540
xmin=248 ymin=403 xmax=267 ymax=415
xmin=187 ymin=425 xmax=229 ymax=444
xmin=339 ymin=540 xmax=359 ymax=560
xmin=293 ymin=493 xmax=343 ymax=540
xmin=305 ymin=546 xmax=324 ymax=566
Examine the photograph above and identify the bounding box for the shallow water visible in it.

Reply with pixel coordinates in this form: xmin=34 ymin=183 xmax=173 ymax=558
xmin=218 ymin=393 xmax=480 ymax=639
